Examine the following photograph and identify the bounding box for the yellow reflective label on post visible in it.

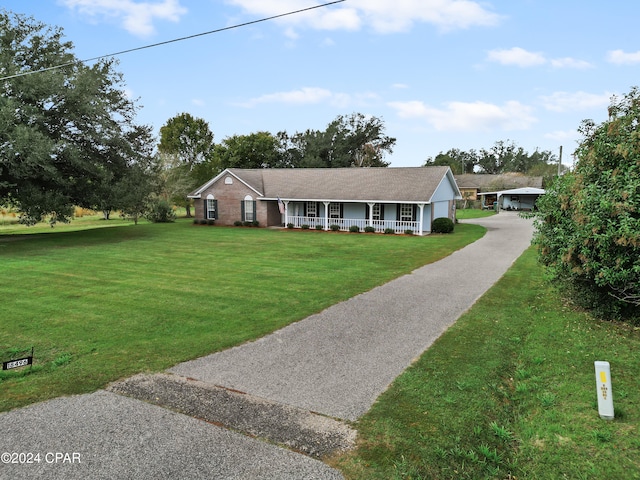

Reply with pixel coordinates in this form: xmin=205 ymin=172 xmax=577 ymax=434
xmin=600 ymin=371 xmax=607 ymax=383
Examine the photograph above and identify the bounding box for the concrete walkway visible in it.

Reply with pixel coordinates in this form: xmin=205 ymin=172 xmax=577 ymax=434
xmin=0 ymin=213 xmax=533 ymax=480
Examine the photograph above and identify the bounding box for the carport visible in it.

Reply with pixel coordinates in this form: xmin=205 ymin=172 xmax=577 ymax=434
xmin=479 ymin=187 xmax=545 ymax=211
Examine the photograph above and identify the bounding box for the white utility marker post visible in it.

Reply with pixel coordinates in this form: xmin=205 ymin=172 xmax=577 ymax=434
xmin=594 ymin=361 xmax=614 ymax=420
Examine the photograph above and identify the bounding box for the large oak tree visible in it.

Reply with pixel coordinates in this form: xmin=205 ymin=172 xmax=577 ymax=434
xmin=0 ymin=11 xmax=154 ymax=224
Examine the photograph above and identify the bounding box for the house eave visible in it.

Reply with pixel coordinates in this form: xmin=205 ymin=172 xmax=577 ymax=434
xmin=261 ymin=197 xmax=432 ymax=204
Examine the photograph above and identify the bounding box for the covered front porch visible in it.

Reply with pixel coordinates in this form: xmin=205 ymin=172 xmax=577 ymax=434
xmin=286 ymin=216 xmax=421 ymax=234
xmin=276 ymin=200 xmax=431 ymax=235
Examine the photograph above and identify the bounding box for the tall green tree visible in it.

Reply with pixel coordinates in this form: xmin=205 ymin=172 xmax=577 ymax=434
xmin=281 ymin=113 xmax=395 ymax=168
xmin=217 ymin=131 xmax=282 ymax=169
xmin=532 ymin=87 xmax=640 ymax=320
xmin=0 ymin=11 xmax=153 ymax=225
xmin=424 ymin=148 xmax=478 ymax=173
xmin=158 ymin=113 xmax=215 ymax=216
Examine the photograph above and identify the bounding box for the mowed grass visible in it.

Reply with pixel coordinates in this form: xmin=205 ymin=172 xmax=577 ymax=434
xmin=0 ymin=219 xmax=485 ymax=412
xmin=334 ymin=247 xmax=640 ymax=479
xmin=455 ymin=208 xmax=496 ymax=220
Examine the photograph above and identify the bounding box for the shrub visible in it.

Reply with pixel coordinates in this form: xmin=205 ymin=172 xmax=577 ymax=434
xmin=404 ymin=229 xmax=414 ymax=235
xmin=287 ymin=223 xmax=294 ymax=229
xmin=384 ymin=228 xmax=395 ymax=234
xmin=145 ymin=200 xmax=176 ymax=223
xmin=364 ymin=226 xmax=375 ymax=233
xmin=349 ymin=225 xmax=360 ymax=233
xmin=301 ymin=224 xmax=310 ymax=230
xmin=234 ymin=221 xmax=243 ymax=226
xmin=199 ymin=219 xmax=208 ymax=225
xmin=330 ymin=224 xmax=340 ymax=231
xmin=207 ymin=219 xmax=215 ymax=225
xmin=532 ymin=87 xmax=640 ymax=320
xmin=252 ymin=220 xmax=259 ymax=227
xmin=431 ymin=217 xmax=454 ymax=233
xmin=315 ymin=224 xmax=323 ymax=230
xmin=243 ymin=221 xmax=252 ymax=227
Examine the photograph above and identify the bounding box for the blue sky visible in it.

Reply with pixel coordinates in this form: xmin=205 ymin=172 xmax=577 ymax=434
xmin=4 ymin=1 xmax=640 ymax=168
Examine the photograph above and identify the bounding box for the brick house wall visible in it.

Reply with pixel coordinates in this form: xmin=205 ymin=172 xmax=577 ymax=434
xmin=193 ymin=172 xmax=283 ymax=226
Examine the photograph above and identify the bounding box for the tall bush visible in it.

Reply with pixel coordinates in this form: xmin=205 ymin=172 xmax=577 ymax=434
xmin=532 ymin=87 xmax=640 ymax=320
xmin=145 ymin=200 xmax=176 ymax=223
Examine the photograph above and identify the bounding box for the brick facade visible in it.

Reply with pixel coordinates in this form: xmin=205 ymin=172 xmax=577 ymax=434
xmin=193 ymin=173 xmax=279 ymax=227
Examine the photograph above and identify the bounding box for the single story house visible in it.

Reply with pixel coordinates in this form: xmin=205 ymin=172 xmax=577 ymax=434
xmin=478 ymin=187 xmax=545 ymax=211
xmin=188 ymin=167 xmax=461 ymax=235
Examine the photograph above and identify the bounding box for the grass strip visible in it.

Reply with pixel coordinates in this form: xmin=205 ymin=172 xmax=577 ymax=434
xmin=334 ymin=247 xmax=640 ymax=479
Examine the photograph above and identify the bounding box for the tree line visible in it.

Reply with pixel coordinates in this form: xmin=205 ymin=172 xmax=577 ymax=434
xmin=424 ymin=141 xmax=563 ymax=181
xmin=157 ymin=111 xmax=396 ymax=216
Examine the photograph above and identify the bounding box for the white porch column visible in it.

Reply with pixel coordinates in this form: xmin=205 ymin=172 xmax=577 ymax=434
xmin=323 ymin=201 xmax=330 ymax=230
xmin=367 ymin=202 xmax=375 ymax=226
xmin=283 ymin=200 xmax=289 ymax=226
xmin=418 ymin=203 xmax=425 ymax=236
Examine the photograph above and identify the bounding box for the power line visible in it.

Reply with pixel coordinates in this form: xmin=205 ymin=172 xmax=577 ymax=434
xmin=0 ymin=0 xmax=346 ymax=81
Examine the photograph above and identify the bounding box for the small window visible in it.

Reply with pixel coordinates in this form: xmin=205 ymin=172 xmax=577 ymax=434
xmin=225 ymin=176 xmax=233 ymax=184
xmin=206 ymin=194 xmax=217 ymax=220
xmin=243 ymin=195 xmax=255 ymax=222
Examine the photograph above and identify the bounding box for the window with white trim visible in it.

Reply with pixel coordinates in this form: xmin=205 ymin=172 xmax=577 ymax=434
xmin=372 ymin=203 xmax=382 ymax=220
xmin=243 ymin=195 xmax=255 ymax=222
xmin=206 ymin=194 xmax=217 ymax=220
xmin=306 ymin=201 xmax=317 ymax=217
xmin=400 ymin=203 xmax=414 ymax=221
xmin=329 ymin=202 xmax=341 ymax=218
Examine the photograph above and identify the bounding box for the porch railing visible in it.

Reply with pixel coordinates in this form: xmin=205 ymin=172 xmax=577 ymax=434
xmin=286 ymin=216 xmax=420 ymax=234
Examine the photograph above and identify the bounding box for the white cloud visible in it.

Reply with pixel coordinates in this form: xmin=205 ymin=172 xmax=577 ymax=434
xmin=550 ymin=57 xmax=593 ymax=69
xmin=226 ymin=0 xmax=502 ymax=34
xmin=61 ymin=0 xmax=187 ymax=36
xmin=388 ymin=99 xmax=536 ymax=131
xmin=607 ymin=49 xmax=640 ymax=65
xmin=354 ymin=0 xmax=503 ymax=33
xmin=487 ymin=47 xmax=592 ymax=69
xmin=544 ymin=130 xmax=579 ymax=142
xmin=487 ymin=47 xmax=546 ymax=67
xmin=540 ymin=91 xmax=612 ymax=113
xmin=236 ymin=87 xmax=377 ymax=109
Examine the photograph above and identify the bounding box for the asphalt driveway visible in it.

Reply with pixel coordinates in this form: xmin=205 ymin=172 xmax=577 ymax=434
xmin=0 ymin=212 xmax=534 ymax=480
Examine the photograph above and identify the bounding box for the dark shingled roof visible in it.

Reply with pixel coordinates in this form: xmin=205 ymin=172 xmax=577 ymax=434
xmin=454 ymin=173 xmax=543 ymax=189
xmin=191 ymin=167 xmax=459 ymax=203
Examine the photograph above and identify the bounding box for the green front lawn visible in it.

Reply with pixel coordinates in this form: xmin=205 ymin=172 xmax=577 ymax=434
xmin=334 ymin=248 xmax=640 ymax=479
xmin=0 ymin=219 xmax=484 ymax=412
xmin=456 ymin=208 xmax=496 ymax=220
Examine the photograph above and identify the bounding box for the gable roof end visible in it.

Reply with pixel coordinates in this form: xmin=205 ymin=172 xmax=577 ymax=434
xmin=188 ymin=168 xmax=264 ymax=199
